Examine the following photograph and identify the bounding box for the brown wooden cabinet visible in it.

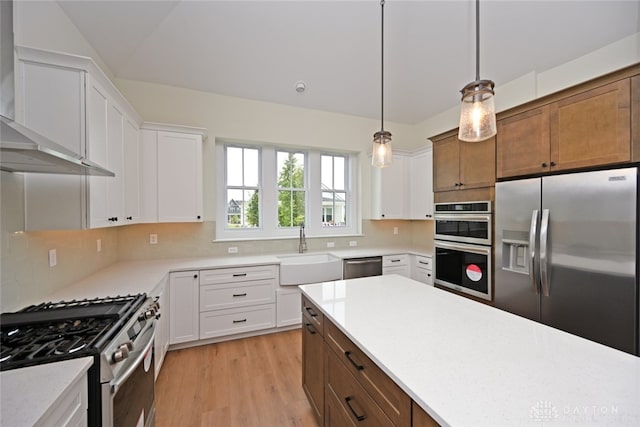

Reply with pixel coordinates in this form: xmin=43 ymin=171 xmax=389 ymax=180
xmin=497 ymin=76 xmax=633 ymax=179
xmin=301 ymin=296 xmax=324 ymax=426
xmin=301 ymin=295 xmax=441 ymax=427
xmin=432 ymin=132 xmax=495 ymax=193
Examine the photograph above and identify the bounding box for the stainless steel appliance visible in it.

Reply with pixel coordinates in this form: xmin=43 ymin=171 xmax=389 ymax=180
xmin=495 ymin=167 xmax=638 ymax=355
xmin=434 ymin=201 xmax=492 ymax=245
xmin=434 ymin=201 xmax=493 ymax=300
xmin=1 ymin=294 xmax=160 ymax=426
xmin=343 ymin=257 xmax=383 ymax=279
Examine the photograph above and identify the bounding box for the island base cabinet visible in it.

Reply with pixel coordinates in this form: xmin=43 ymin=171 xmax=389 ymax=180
xmin=412 ymin=402 xmax=440 ymax=427
xmin=326 ymin=348 xmax=395 ymax=427
xmin=302 ymin=312 xmax=324 ymax=426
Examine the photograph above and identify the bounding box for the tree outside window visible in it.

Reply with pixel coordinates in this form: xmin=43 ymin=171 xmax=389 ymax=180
xmin=277 ymin=151 xmax=305 ymax=227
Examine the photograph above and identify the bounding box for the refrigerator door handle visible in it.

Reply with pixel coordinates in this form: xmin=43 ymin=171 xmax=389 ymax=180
xmin=539 ymin=209 xmax=550 ymax=296
xmin=529 ymin=210 xmax=539 ymax=294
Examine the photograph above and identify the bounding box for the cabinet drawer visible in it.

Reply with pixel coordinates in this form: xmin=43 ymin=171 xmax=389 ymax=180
xmin=412 ymin=401 xmax=441 ymax=427
xmin=326 ymin=348 xmax=395 ymax=427
xmin=326 ymin=322 xmax=411 ymax=426
xmin=199 ymin=304 xmax=275 ymax=339
xmin=413 ymin=267 xmax=434 ymax=286
xmin=414 ymin=256 xmax=432 ymax=271
xmin=383 ymin=266 xmax=409 ymax=276
xmin=301 ymin=295 xmax=324 ymax=336
xmin=200 ymin=279 xmax=275 ymax=311
xmin=383 ymin=254 xmax=408 ymax=267
xmin=199 ymin=264 xmax=277 ymax=285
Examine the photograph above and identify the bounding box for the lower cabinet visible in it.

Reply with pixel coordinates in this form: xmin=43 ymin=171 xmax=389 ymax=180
xmin=302 ymin=300 xmax=325 ymax=425
xmin=153 ymin=276 xmax=170 ymax=379
xmin=168 ymin=271 xmax=200 ymax=344
xmin=302 ymin=295 xmax=440 ymax=427
xmin=411 ymin=255 xmax=433 ymax=286
xmin=276 ymin=287 xmax=303 ymax=327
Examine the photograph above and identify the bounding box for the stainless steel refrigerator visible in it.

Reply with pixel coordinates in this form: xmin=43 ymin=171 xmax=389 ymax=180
xmin=495 ymin=167 xmax=638 ymax=355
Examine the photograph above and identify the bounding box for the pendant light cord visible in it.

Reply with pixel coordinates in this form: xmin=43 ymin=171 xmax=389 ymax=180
xmin=380 ymin=0 xmax=385 ymax=132
xmin=475 ymin=0 xmax=480 ymax=81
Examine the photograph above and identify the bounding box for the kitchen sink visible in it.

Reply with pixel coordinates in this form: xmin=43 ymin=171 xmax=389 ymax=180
xmin=278 ymin=253 xmax=342 ymax=285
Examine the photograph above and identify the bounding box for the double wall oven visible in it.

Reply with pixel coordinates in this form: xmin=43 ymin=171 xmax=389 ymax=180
xmin=434 ymin=201 xmax=493 ymax=300
xmin=0 ymin=294 xmax=159 ymax=427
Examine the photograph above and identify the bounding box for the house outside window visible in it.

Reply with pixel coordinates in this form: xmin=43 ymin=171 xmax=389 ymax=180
xmin=216 ymin=141 xmax=358 ymax=240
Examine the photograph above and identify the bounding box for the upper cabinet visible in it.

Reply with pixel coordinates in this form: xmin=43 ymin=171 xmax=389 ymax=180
xmin=497 ymin=70 xmax=637 ymax=179
xmin=17 ymin=47 xmax=143 ymax=230
xmin=140 ymin=124 xmax=205 ymax=223
xmin=409 ymin=148 xmax=434 ymax=219
xmin=432 ymin=132 xmax=495 ymax=193
xmin=371 ymin=154 xmax=409 ymax=219
xmin=371 ymin=149 xmax=434 ymax=220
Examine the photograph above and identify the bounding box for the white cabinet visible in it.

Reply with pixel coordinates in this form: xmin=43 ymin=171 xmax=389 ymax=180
xmin=411 ymin=255 xmax=434 ymax=286
xmin=17 ymin=46 xmax=142 ymax=230
xmin=152 ymin=276 xmax=170 ymax=379
xmin=123 ymin=118 xmax=140 ymax=223
xmin=409 ymin=148 xmax=434 ymax=219
xmin=371 ymin=154 xmax=409 ymax=219
xmin=169 ymin=271 xmax=200 ymax=344
xmin=199 ymin=265 xmax=277 ymax=339
xmin=276 ymin=287 xmax=303 ymax=327
xmin=382 ymin=254 xmax=410 ymax=277
xmin=140 ymin=123 xmax=206 ymax=223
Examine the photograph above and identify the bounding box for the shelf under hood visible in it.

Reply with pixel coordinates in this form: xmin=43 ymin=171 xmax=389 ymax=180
xmin=0 ymin=116 xmax=115 ymax=176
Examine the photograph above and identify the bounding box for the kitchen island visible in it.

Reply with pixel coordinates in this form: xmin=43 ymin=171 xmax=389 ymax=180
xmin=299 ymin=275 xmax=640 ymax=426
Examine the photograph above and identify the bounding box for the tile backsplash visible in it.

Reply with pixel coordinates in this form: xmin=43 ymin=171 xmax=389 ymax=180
xmin=1 ymin=212 xmax=433 ymax=311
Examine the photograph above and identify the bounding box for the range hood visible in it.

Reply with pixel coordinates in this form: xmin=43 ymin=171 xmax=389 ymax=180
xmin=0 ymin=0 xmax=114 ymax=176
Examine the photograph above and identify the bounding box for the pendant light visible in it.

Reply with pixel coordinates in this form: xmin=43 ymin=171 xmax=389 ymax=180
xmin=458 ymin=0 xmax=496 ymax=142
xmin=371 ymin=0 xmax=392 ymax=168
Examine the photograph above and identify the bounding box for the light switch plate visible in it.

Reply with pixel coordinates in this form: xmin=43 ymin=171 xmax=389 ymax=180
xmin=48 ymin=249 xmax=57 ymax=267
xmin=149 ymin=234 xmax=158 ymax=244
xmin=97 ymin=239 xmax=102 ymax=253
xmin=327 ymin=242 xmax=335 ymax=248
xmin=349 ymin=241 xmax=358 ymax=247
xmin=228 ymin=246 xmax=238 ymax=253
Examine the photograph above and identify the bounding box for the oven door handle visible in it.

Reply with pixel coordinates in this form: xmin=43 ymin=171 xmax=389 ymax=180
xmin=434 ymin=240 xmax=491 ymax=255
xmin=433 ymin=214 xmax=491 ymax=222
xmin=111 ymin=327 xmax=156 ymax=395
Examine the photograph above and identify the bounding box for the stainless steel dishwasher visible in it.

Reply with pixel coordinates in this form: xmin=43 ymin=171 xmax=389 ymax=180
xmin=343 ymin=256 xmax=383 ymax=279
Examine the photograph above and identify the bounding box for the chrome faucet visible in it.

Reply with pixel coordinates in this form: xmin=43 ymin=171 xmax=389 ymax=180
xmin=299 ymin=223 xmax=307 ymax=253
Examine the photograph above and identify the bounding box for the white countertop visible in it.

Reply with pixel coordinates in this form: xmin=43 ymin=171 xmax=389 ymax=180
xmin=29 ymin=248 xmax=431 ymax=306
xmin=299 ymin=275 xmax=640 ymax=427
xmin=0 ymin=357 xmax=93 ymax=427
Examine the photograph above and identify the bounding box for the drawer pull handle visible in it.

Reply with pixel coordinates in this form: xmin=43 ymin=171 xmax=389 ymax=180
xmin=305 ymin=306 xmax=318 ymax=317
xmin=304 ymin=322 xmax=316 ymax=334
xmin=390 ymin=259 xmax=400 ymax=263
xmin=233 ymin=319 xmax=247 ymax=324
xmin=344 ymin=396 xmax=367 ymax=422
xmin=232 ymin=273 xmax=247 ymax=277
xmin=233 ymin=293 xmax=247 ymax=297
xmin=344 ymin=351 xmax=364 ymax=371
xmin=418 ymin=261 xmax=430 ymax=265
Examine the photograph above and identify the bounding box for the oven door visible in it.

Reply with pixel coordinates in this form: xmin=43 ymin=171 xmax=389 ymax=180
xmin=435 ymin=240 xmax=492 ymax=301
xmin=103 ymin=325 xmax=156 ymax=427
xmin=434 ymin=214 xmax=492 ymax=245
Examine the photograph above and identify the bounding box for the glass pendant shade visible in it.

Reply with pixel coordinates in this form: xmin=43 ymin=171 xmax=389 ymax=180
xmin=371 ymin=130 xmax=392 ymax=168
xmin=458 ymin=79 xmax=497 ymax=142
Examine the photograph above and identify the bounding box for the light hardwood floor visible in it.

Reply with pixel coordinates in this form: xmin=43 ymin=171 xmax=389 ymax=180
xmin=155 ymin=329 xmax=318 ymax=427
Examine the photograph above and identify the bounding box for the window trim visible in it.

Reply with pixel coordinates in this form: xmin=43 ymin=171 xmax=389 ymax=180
xmin=216 ymin=140 xmax=360 ymax=241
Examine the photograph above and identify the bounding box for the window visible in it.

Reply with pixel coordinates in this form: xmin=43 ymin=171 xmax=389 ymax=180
xmin=216 ymin=142 xmax=358 ymax=240
xmin=225 ymin=146 xmax=260 ymax=228
xmin=277 ymin=151 xmax=306 ymax=228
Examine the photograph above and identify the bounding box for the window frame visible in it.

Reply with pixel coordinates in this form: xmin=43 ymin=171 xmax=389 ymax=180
xmin=216 ymin=141 xmax=359 ymax=241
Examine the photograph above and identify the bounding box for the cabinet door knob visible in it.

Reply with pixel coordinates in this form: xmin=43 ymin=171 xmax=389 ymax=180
xmin=542 ymin=162 xmax=548 ymax=167
xmin=381 ymin=214 xmax=385 ymax=218
xmin=550 ymin=161 xmax=556 ymax=166
xmin=193 ymin=274 xmax=198 ymax=279
xmin=459 ymin=182 xmax=463 ymax=186
xmin=126 ymin=216 xmax=133 ymax=220
xmin=454 ymin=182 xmax=460 ymax=187
xmin=197 ymin=215 xmax=201 ymax=219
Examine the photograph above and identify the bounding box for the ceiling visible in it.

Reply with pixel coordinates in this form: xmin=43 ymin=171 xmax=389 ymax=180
xmin=56 ymin=0 xmax=640 ymax=125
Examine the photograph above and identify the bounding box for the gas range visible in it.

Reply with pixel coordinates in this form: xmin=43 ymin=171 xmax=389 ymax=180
xmin=0 ymin=294 xmax=159 ymax=427
xmin=0 ymin=294 xmax=147 ymax=370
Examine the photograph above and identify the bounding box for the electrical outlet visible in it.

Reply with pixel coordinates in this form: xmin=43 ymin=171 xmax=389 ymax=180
xmin=149 ymin=234 xmax=158 ymax=244
xmin=349 ymin=241 xmax=358 ymax=247
xmin=327 ymin=242 xmax=335 ymax=248
xmin=228 ymin=246 xmax=238 ymax=254
xmin=393 ymin=227 xmax=399 ymax=235
xmin=97 ymin=239 xmax=102 ymax=253
xmin=48 ymin=249 xmax=57 ymax=267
